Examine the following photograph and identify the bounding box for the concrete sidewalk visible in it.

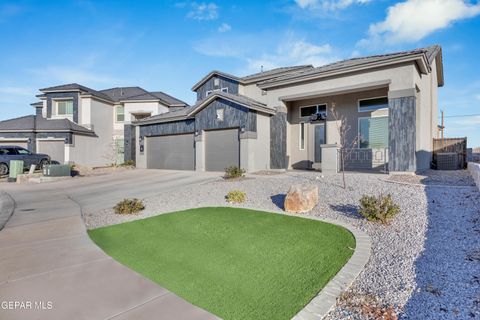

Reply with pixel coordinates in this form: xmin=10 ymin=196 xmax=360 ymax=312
xmin=0 ymin=171 xmax=220 ymax=320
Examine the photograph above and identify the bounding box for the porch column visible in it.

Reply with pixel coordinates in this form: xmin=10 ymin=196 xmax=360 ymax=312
xmin=195 ymin=132 xmax=205 ymax=171
xmin=270 ymin=105 xmax=287 ymax=169
xmin=388 ymin=89 xmax=416 ymax=173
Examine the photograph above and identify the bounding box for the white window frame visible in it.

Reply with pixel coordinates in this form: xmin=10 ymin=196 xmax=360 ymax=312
xmin=216 ymin=108 xmax=224 ymax=121
xmin=205 ymin=90 xmax=213 ymax=97
xmin=206 ymin=87 xmax=228 ymax=97
xmin=357 ymin=96 xmax=389 ymax=113
xmin=220 ymin=87 xmax=228 ymax=93
xmin=54 ymin=99 xmax=74 ymax=117
xmin=358 ymin=115 xmax=389 ymax=149
xmin=299 ymin=104 xmax=327 ymax=119
xmin=299 ymin=122 xmax=306 ymax=150
xmin=115 ymin=105 xmax=125 ymax=123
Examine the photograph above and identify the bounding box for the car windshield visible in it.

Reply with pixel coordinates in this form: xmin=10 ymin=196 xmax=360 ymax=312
xmin=0 ymin=148 xmax=17 ymax=155
xmin=16 ymin=148 xmax=30 ymax=155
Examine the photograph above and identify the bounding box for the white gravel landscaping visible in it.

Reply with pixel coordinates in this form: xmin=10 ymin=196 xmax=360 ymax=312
xmin=84 ymin=169 xmax=480 ymax=319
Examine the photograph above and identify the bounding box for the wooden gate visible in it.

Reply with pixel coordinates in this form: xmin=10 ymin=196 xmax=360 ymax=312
xmin=433 ymin=137 xmax=467 ymax=169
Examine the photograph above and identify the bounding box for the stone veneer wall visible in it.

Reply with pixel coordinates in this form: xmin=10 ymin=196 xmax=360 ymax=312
xmin=270 ymin=107 xmax=287 ymax=169
xmin=388 ymin=96 xmax=416 ymax=172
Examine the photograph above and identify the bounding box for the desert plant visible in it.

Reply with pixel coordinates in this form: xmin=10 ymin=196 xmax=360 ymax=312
xmin=226 ymin=190 xmax=246 ymax=203
xmin=121 ymin=160 xmax=135 ymax=167
xmin=358 ymin=194 xmax=400 ymax=224
xmin=114 ymin=198 xmax=145 ymax=215
xmin=224 ymin=166 xmax=246 ymax=179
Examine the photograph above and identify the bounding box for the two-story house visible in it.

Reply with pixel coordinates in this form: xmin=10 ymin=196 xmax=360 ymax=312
xmin=132 ymin=45 xmax=443 ymax=174
xmin=0 ymin=84 xmax=187 ymax=167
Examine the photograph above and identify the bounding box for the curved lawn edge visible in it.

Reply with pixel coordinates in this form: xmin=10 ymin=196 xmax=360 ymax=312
xmin=88 ymin=207 xmax=370 ymax=320
xmin=285 ymin=212 xmax=372 ymax=320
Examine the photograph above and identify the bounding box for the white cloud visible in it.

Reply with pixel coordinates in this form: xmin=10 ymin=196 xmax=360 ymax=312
xmin=218 ymin=22 xmax=231 ymax=32
xmin=187 ymin=2 xmax=218 ymax=20
xmin=359 ymin=0 xmax=480 ymax=46
xmin=475 ymin=94 xmax=480 ymax=101
xmin=246 ymin=40 xmax=336 ymax=74
xmin=295 ymin=0 xmax=371 ymax=11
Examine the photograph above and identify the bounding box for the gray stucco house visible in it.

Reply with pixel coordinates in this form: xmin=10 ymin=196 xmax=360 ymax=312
xmin=0 ymin=84 xmax=187 ymax=167
xmin=131 ymin=45 xmax=443 ymax=174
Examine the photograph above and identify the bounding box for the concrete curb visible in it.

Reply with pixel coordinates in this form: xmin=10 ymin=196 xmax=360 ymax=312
xmin=288 ymin=214 xmax=372 ymax=320
xmin=379 ymin=177 xmax=478 ymax=189
xmin=0 ymin=191 xmax=15 ymax=231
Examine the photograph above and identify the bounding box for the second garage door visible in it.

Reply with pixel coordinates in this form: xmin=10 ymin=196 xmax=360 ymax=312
xmin=205 ymin=128 xmax=240 ymax=171
xmin=37 ymin=140 xmax=65 ymax=164
xmin=0 ymin=140 xmax=28 ymax=149
xmin=146 ymin=134 xmax=194 ymax=170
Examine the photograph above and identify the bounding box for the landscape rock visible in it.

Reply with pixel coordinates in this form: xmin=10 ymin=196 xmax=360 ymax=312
xmin=284 ymin=184 xmax=319 ymax=213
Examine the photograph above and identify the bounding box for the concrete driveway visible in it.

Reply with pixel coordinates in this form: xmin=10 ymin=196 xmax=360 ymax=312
xmin=0 ymin=169 xmax=220 ymax=320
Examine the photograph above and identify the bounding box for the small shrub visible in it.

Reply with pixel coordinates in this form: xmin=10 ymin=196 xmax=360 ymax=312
xmin=358 ymin=194 xmax=400 ymax=224
xmin=224 ymin=166 xmax=246 ymax=179
xmin=226 ymin=190 xmax=246 ymax=203
xmin=114 ymin=198 xmax=145 ymax=215
xmin=121 ymin=160 xmax=135 ymax=167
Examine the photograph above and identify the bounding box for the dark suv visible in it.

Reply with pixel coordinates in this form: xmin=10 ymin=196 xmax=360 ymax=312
xmin=0 ymin=146 xmax=51 ymax=175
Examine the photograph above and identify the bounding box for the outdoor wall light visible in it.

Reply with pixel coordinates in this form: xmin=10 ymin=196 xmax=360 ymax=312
xmin=195 ymin=130 xmax=199 ymax=136
xmin=240 ymin=125 xmax=246 ymax=133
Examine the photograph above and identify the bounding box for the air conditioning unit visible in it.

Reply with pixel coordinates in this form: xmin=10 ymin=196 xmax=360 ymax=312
xmin=436 ymin=152 xmax=459 ymax=170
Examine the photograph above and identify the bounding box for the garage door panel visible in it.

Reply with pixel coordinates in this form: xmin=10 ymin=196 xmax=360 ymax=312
xmin=0 ymin=141 xmax=28 ymax=149
xmin=147 ymin=134 xmax=194 ymax=170
xmin=205 ymin=129 xmax=239 ymax=172
xmin=37 ymin=140 xmax=65 ymax=163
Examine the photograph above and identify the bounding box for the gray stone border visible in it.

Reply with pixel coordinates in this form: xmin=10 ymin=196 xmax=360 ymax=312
xmin=0 ymin=191 xmax=15 ymax=231
xmin=286 ymin=213 xmax=372 ymax=320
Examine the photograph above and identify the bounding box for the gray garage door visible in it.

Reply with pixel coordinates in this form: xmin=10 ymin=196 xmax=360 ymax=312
xmin=205 ymin=128 xmax=240 ymax=172
xmin=146 ymin=134 xmax=194 ymax=170
xmin=37 ymin=140 xmax=65 ymax=164
xmin=0 ymin=140 xmax=28 ymax=149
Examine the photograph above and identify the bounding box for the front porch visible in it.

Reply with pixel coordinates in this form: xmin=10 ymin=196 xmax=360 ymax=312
xmin=281 ymin=81 xmax=417 ymax=173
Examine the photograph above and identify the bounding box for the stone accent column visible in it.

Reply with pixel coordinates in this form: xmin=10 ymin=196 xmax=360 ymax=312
xmin=124 ymin=124 xmax=136 ymax=163
xmin=270 ymin=106 xmax=287 ymax=169
xmin=388 ymin=92 xmax=416 ymax=173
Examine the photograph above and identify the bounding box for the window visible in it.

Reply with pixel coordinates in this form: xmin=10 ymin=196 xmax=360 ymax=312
xmin=358 ymin=97 xmax=388 ymax=112
xmin=56 ymin=100 xmax=73 ymax=116
xmin=221 ymin=87 xmax=228 ymax=93
xmin=213 ymin=78 xmax=220 ymax=87
xmin=116 ymin=105 xmax=125 ymax=122
xmin=0 ymin=148 xmax=16 ymax=155
xmin=300 ymin=104 xmax=327 ymax=118
xmin=206 ymin=88 xmax=228 ymax=97
xmin=359 ymin=116 xmax=388 ymax=149
xmin=16 ymin=147 xmax=30 ymax=155
xmin=299 ymin=122 xmax=305 ymax=150
xmin=216 ymin=108 xmax=224 ymax=121
xmin=206 ymin=90 xmax=213 ymax=97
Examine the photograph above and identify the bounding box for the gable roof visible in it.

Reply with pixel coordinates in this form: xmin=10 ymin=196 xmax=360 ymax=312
xmin=259 ymin=45 xmax=444 ymax=89
xmin=40 ymin=83 xmax=113 ymax=101
xmin=150 ymin=91 xmax=188 ymax=107
xmin=135 ymin=92 xmax=273 ymax=125
xmin=191 ymin=65 xmax=314 ymax=91
xmin=0 ymin=115 xmax=94 ymax=135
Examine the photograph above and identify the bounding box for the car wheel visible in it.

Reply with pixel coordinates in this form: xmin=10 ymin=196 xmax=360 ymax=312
xmin=38 ymin=159 xmax=50 ymax=170
xmin=0 ymin=163 xmax=8 ymax=176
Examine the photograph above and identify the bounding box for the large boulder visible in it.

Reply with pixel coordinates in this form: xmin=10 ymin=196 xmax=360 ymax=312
xmin=284 ymin=184 xmax=319 ymax=213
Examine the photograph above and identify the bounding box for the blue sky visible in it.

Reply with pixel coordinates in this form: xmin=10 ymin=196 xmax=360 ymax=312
xmin=1 ymin=0 xmax=479 ymax=146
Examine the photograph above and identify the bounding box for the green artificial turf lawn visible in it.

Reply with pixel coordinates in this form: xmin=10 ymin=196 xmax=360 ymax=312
xmin=88 ymin=207 xmax=355 ymax=320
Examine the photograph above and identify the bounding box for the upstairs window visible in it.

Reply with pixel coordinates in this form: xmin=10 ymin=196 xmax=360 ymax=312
xmin=116 ymin=105 xmax=125 ymax=122
xmin=221 ymin=87 xmax=228 ymax=93
xmin=206 ymin=88 xmax=228 ymax=97
xmin=300 ymin=104 xmax=326 ymax=118
xmin=56 ymin=100 xmax=73 ymax=116
xmin=358 ymin=97 xmax=388 ymax=112
xmin=359 ymin=116 xmax=389 ymax=149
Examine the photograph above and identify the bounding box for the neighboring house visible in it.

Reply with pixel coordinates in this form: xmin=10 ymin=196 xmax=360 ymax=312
xmin=0 ymin=84 xmax=187 ymax=167
xmin=132 ymin=45 xmax=443 ymax=173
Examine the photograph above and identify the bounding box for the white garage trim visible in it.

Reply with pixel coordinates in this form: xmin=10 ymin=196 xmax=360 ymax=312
xmin=0 ymin=138 xmax=29 ymax=149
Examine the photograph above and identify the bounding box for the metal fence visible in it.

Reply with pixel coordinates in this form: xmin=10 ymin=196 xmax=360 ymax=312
xmin=340 ymin=148 xmax=388 ymax=172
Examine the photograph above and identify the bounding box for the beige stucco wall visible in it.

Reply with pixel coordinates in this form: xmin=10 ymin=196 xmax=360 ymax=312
xmin=79 ymin=97 xmax=92 ymax=127
xmin=287 ymin=88 xmax=388 ymax=169
xmin=67 ymin=134 xmax=102 ymax=167
xmin=86 ymin=99 xmax=114 ymax=166
xmin=251 ymin=112 xmax=271 ymax=171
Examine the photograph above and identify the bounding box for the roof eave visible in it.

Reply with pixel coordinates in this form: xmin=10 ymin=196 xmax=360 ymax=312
xmin=258 ymin=54 xmax=430 ymax=89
